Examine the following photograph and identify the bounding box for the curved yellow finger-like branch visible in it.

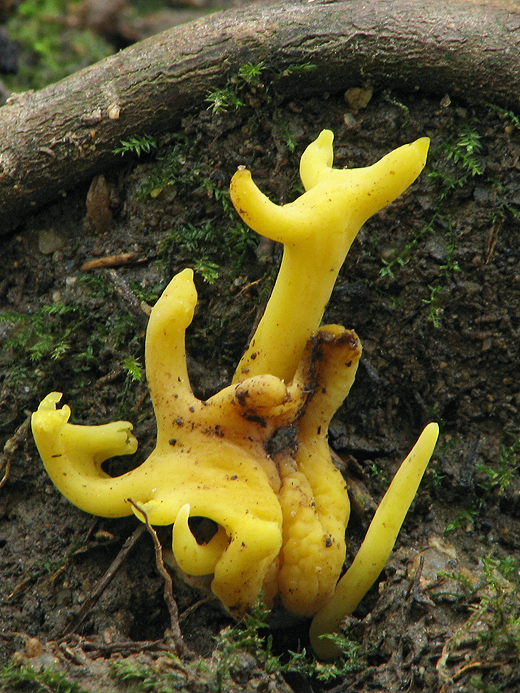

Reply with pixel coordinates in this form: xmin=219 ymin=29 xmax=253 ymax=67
xmin=31 ymin=392 xmax=141 ymax=517
xmin=146 ymin=267 xmax=199 ymax=428
xmin=298 ymin=129 xmax=334 ymax=191
xmin=172 ymin=504 xmax=230 ymax=576
xmin=310 ymin=422 xmax=439 ymax=660
xmin=231 ymin=132 xmax=429 ymax=383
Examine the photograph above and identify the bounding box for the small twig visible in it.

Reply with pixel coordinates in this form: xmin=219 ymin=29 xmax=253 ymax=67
xmin=485 ymin=219 xmax=501 ymax=264
xmin=6 ymin=574 xmax=38 ymax=601
xmin=236 ymin=276 xmax=265 ymax=298
xmin=103 ymin=267 xmax=151 ymax=327
xmin=405 ymin=553 xmax=436 ymax=612
xmin=60 ymin=523 xmax=146 ymax=637
xmin=128 ymin=499 xmax=187 ymax=656
xmin=80 ymin=252 xmax=147 ymax=272
xmin=0 ymin=413 xmax=31 ymax=488
xmin=60 ymin=634 xmax=181 ymax=657
xmin=178 ymin=596 xmax=213 ymax=625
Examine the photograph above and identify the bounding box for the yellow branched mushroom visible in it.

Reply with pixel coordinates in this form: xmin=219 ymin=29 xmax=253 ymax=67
xmin=231 ymin=130 xmax=430 ymax=383
xmin=32 ymin=130 xmax=438 ymax=654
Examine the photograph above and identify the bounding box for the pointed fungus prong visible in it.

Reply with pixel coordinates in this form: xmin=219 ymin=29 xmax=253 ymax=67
xmin=172 ymin=504 xmax=229 ymax=576
xmin=310 ymin=422 xmax=439 ymax=660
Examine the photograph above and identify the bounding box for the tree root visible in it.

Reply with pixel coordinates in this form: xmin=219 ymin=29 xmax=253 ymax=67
xmin=0 ymin=0 xmax=519 ymax=231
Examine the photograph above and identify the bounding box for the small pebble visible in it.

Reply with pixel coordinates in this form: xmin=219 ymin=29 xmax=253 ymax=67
xmin=38 ymin=228 xmax=66 ymax=255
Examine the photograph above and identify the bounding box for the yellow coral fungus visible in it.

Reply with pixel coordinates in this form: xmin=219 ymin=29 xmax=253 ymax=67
xmin=231 ymin=130 xmax=430 ymax=383
xmin=32 ymin=130 xmax=438 ymax=652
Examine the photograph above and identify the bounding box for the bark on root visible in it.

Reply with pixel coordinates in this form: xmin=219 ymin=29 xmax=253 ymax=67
xmin=1 ymin=0 xmax=519 ymax=232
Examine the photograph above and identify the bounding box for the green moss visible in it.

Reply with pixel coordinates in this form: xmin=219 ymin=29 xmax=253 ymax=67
xmin=477 ymin=433 xmax=520 ymax=496
xmin=0 ymin=662 xmax=91 ymax=693
xmin=0 ymin=273 xmax=144 ymax=426
xmin=429 ymin=122 xmax=484 ymax=198
xmin=111 ymin=656 xmax=187 ymax=692
xmin=114 ymin=135 xmax=159 ymax=158
xmin=5 ymin=0 xmax=113 ymax=92
xmin=436 ymin=553 xmax=520 ymax=684
xmin=212 ymin=600 xmax=364 ymax=690
xmin=443 ymin=432 xmax=520 ymax=536
xmin=205 ymin=61 xmax=316 ymax=114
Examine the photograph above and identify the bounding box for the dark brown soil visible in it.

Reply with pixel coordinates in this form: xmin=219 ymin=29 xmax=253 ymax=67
xmin=1 ymin=54 xmax=520 ymax=692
